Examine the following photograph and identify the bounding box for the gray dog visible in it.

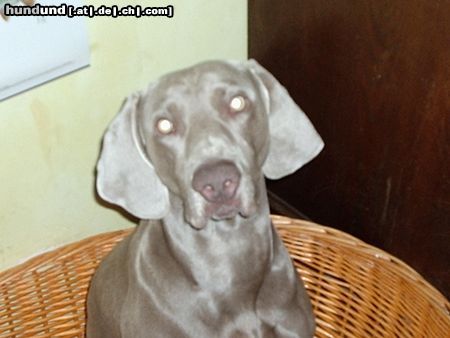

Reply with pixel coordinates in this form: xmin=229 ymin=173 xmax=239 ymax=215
xmin=87 ymin=60 xmax=324 ymax=338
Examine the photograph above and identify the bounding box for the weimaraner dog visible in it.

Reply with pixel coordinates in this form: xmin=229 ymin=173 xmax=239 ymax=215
xmin=87 ymin=59 xmax=324 ymax=338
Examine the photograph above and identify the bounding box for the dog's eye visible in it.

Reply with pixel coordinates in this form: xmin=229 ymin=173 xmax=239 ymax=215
xmin=229 ymin=95 xmax=246 ymax=112
xmin=156 ymin=118 xmax=174 ymax=134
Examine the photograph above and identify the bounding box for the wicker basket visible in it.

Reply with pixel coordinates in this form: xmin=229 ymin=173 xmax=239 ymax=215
xmin=0 ymin=216 xmax=448 ymax=337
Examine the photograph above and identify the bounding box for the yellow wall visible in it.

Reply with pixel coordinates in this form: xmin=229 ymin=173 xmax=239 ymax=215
xmin=0 ymin=0 xmax=247 ymax=270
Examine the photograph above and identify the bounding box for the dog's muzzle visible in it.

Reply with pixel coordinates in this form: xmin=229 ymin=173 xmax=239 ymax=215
xmin=192 ymin=160 xmax=240 ymax=203
xmin=192 ymin=159 xmax=248 ymax=221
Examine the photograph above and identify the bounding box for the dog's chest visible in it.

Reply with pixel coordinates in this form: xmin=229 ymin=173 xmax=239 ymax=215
xmin=191 ymin=230 xmax=270 ymax=290
xmin=122 ymin=223 xmax=275 ymax=337
xmin=122 ymin=289 xmax=274 ymax=338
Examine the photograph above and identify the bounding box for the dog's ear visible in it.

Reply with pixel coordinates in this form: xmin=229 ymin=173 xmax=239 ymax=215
xmin=246 ymin=59 xmax=324 ymax=179
xmin=96 ymin=92 xmax=170 ymax=219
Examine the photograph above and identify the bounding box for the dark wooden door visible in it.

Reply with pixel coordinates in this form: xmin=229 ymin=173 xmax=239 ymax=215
xmin=249 ymin=0 xmax=449 ymax=298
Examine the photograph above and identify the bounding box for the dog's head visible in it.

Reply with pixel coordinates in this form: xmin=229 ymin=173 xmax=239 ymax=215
xmin=96 ymin=60 xmax=324 ymax=229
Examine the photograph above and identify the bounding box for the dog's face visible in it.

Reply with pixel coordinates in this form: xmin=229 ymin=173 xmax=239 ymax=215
xmin=136 ymin=61 xmax=270 ymax=228
xmin=96 ymin=60 xmax=324 ymax=229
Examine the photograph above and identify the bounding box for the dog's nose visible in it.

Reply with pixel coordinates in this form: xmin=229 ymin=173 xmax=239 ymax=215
xmin=192 ymin=160 xmax=241 ymax=203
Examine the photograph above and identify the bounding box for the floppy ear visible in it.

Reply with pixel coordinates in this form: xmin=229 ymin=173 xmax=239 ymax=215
xmin=96 ymin=92 xmax=170 ymax=219
xmin=246 ymin=59 xmax=324 ymax=180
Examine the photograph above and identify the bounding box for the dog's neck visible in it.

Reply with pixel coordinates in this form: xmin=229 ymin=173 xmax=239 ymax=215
xmin=155 ymin=178 xmax=274 ymax=291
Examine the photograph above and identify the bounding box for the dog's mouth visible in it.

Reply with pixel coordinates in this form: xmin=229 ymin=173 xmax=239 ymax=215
xmin=207 ymin=199 xmax=242 ymax=221
xmin=186 ymin=193 xmax=257 ymax=230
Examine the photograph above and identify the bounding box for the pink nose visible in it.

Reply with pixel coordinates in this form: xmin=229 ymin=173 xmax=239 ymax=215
xmin=192 ymin=160 xmax=241 ymax=203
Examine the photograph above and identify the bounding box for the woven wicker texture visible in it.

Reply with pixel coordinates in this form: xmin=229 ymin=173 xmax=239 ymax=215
xmin=0 ymin=216 xmax=449 ymax=337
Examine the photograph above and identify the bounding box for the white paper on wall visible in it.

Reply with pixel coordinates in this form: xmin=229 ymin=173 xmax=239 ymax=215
xmin=0 ymin=0 xmax=90 ymax=101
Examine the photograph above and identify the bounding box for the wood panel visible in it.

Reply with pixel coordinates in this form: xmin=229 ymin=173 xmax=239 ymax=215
xmin=249 ymin=0 xmax=449 ymax=298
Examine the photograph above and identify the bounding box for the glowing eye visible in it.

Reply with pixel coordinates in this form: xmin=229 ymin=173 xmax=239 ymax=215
xmin=229 ymin=95 xmax=246 ymax=112
xmin=156 ymin=118 xmax=174 ymax=134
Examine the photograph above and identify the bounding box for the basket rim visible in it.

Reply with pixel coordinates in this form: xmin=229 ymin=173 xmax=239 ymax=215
xmin=0 ymin=229 xmax=131 ymax=283
xmin=1 ymin=215 xmax=449 ymax=316
xmin=271 ymin=215 xmax=450 ymax=314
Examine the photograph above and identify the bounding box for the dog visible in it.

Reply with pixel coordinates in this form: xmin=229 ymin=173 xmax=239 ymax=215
xmin=87 ymin=59 xmax=324 ymax=338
